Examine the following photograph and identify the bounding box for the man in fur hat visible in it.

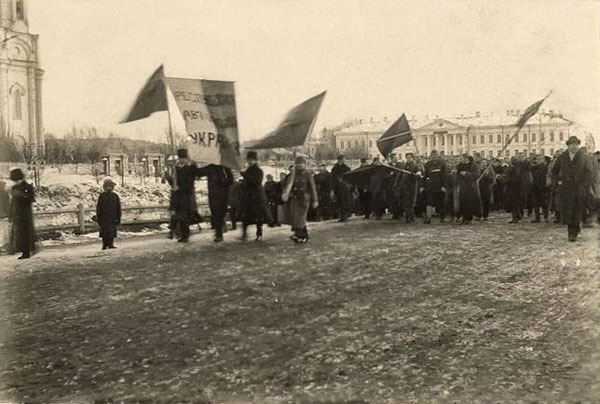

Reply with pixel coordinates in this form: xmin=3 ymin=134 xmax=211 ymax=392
xmin=552 ymin=136 xmax=594 ymax=241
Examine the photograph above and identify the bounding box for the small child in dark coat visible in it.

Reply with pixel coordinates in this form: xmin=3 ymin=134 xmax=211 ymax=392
xmin=96 ymin=178 xmax=121 ymax=250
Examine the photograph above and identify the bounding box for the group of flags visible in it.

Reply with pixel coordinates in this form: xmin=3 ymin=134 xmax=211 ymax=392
xmin=122 ymin=65 xmax=551 ymax=170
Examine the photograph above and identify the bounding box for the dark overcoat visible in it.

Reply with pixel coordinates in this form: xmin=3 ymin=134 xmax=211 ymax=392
xmin=456 ymin=161 xmax=481 ymax=218
xmin=96 ymin=191 xmax=121 ymax=239
xmin=9 ymin=181 xmax=36 ymax=254
xmin=502 ymin=165 xmax=522 ymax=212
xmin=552 ymin=150 xmax=593 ymax=225
xmin=241 ymin=164 xmax=265 ymax=224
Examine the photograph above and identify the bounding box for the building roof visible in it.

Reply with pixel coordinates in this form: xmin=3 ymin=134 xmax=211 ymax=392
xmin=334 ymin=112 xmax=574 ymax=136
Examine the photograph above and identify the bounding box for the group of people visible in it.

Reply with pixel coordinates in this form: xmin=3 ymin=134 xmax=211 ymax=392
xmin=1 ymin=135 xmax=598 ymax=260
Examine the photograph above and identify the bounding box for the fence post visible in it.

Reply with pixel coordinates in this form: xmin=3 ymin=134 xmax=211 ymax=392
xmin=77 ymin=203 xmax=85 ymax=234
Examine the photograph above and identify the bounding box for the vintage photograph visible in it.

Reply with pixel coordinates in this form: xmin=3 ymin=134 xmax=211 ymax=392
xmin=0 ymin=0 xmax=599 ymax=403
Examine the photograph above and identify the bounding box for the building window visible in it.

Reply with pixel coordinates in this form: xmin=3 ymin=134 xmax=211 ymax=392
xmin=532 ymin=133 xmax=536 ymax=142
xmin=497 ymin=150 xmax=502 ymax=157
xmin=514 ymin=133 xmax=519 ymax=143
xmin=16 ymin=0 xmax=24 ymax=20
xmin=540 ymin=132 xmax=545 ymax=142
xmin=541 ymin=148 xmax=545 ymax=156
xmin=550 ymin=148 xmax=554 ymax=156
xmin=354 ymin=140 xmax=358 ymax=148
xmin=497 ymin=134 xmax=502 ymax=144
xmin=450 ymin=136 xmax=454 ymax=146
xmin=488 ymin=150 xmax=493 ymax=157
xmin=433 ymin=137 xmax=437 ymax=147
xmin=441 ymin=136 xmax=445 ymax=146
xmin=489 ymin=135 xmax=493 ymax=144
xmin=369 ymin=140 xmax=373 ymax=148
xmin=505 ymin=150 xmax=510 ymax=157
xmin=340 ymin=141 xmax=344 ymax=149
xmin=550 ymin=131 xmax=554 ymax=142
xmin=531 ymin=149 xmax=536 ymax=155
xmin=472 ymin=135 xmax=477 ymax=145
xmin=459 ymin=136 xmax=462 ymax=146
xmin=13 ymin=89 xmax=22 ymax=120
xmin=523 ymin=133 xmax=528 ymax=142
xmin=424 ymin=137 xmax=428 ymax=147
xmin=514 ymin=150 xmax=519 ymax=156
xmin=559 ymin=132 xmax=564 ymax=141
xmin=361 ymin=140 xmax=366 ymax=148
xmin=440 ymin=150 xmax=445 ymax=156
xmin=480 ymin=135 xmax=485 ymax=144
xmin=450 ymin=151 xmax=453 ymax=156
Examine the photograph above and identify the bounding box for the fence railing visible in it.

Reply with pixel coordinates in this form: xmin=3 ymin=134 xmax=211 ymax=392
xmin=33 ymin=203 xmax=209 ymax=235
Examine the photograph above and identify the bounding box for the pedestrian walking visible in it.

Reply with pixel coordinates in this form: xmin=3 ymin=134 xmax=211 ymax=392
xmin=282 ymin=156 xmax=319 ymax=243
xmin=8 ymin=168 xmax=36 ymax=259
xmin=196 ymin=164 xmax=234 ymax=242
xmin=240 ymin=151 xmax=265 ymax=241
xmin=331 ymin=155 xmax=351 ymax=222
xmin=96 ymin=178 xmax=121 ymax=250
xmin=421 ymin=150 xmax=448 ymax=223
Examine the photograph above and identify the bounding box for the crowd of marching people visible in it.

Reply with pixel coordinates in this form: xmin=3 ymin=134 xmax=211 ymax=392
xmin=1 ymin=135 xmax=598 ymax=259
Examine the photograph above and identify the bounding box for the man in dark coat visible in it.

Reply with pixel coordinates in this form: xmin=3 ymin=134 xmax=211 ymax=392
xmin=369 ymin=157 xmax=386 ymax=219
xmin=240 ymin=151 xmax=265 ymax=240
xmin=331 ymin=154 xmax=351 ymax=222
xmin=196 ymin=164 xmax=234 ymax=242
xmin=263 ymin=174 xmax=280 ymax=226
xmin=491 ymin=158 xmax=505 ymax=211
xmin=399 ymin=153 xmax=421 ymax=223
xmin=387 ymin=155 xmax=403 ymax=219
xmin=456 ymin=154 xmax=481 ymax=224
xmin=8 ymin=168 xmax=36 ymax=259
xmin=0 ymin=180 xmax=9 ymax=219
xmin=229 ymin=177 xmax=243 ymax=230
xmin=530 ymin=155 xmax=550 ymax=223
xmin=552 ymin=136 xmax=594 ymax=241
xmin=421 ymin=150 xmax=448 ymax=223
xmin=314 ymin=164 xmax=333 ymax=221
xmin=96 ymin=178 xmax=121 ymax=250
xmin=170 ymin=149 xmax=199 ymax=243
xmin=547 ymin=150 xmax=563 ymax=224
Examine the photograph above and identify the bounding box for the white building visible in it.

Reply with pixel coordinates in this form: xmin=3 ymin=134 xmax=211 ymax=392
xmin=334 ymin=111 xmax=575 ymax=160
xmin=0 ymin=0 xmax=43 ymax=153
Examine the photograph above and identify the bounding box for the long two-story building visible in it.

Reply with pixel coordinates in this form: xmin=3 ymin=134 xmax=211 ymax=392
xmin=334 ymin=110 xmax=582 ymax=160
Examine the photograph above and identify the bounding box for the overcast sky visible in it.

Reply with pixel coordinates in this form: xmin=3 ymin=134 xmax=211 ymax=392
xmin=30 ymin=0 xmax=600 ymax=143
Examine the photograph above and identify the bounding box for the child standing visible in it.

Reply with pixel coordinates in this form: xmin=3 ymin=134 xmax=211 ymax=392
xmin=96 ymin=178 xmax=121 ymax=250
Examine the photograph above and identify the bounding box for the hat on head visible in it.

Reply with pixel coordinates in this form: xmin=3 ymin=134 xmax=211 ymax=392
xmin=246 ymin=151 xmax=258 ymax=160
xmin=566 ymin=136 xmax=581 ymax=146
xmin=337 ymin=154 xmax=345 ymax=160
xmin=360 ymin=158 xmax=367 ymax=163
xmin=295 ymin=156 xmax=306 ymax=165
xmin=9 ymin=168 xmax=24 ymax=181
xmin=103 ymin=178 xmax=116 ymax=189
xmin=177 ymin=148 xmax=188 ymax=159
xmin=430 ymin=150 xmax=439 ymax=157
xmin=405 ymin=152 xmax=414 ymax=158
xmin=319 ymin=163 xmax=327 ymax=167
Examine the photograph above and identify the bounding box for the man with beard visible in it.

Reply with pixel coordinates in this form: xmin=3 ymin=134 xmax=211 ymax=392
xmin=399 ymin=153 xmax=421 ymax=223
xmin=552 ymin=136 xmax=593 ymax=241
xmin=196 ymin=164 xmax=234 ymax=242
xmin=456 ymin=154 xmax=481 ymax=225
xmin=314 ymin=164 xmax=334 ymax=220
xmin=240 ymin=151 xmax=265 ymax=241
xmin=530 ymin=154 xmax=550 ymax=223
xmin=331 ymin=154 xmax=351 ymax=222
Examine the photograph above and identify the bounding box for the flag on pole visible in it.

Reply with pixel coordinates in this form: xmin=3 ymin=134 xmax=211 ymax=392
xmin=376 ymin=114 xmax=412 ymax=157
xmin=121 ymin=65 xmax=168 ymax=123
xmin=515 ymin=95 xmax=549 ymax=129
xmin=242 ymin=91 xmax=326 ymax=149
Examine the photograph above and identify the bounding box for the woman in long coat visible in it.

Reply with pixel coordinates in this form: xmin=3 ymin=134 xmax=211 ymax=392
xmin=8 ymin=168 xmax=36 ymax=259
xmin=282 ymin=156 xmax=319 ymax=243
xmin=456 ymin=154 xmax=481 ymax=224
xmin=96 ymin=178 xmax=121 ymax=249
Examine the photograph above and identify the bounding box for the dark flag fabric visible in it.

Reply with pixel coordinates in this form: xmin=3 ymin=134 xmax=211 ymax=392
xmin=515 ymin=97 xmax=547 ymax=129
xmin=242 ymin=91 xmax=326 ymax=149
xmin=121 ymin=65 xmax=168 ymax=123
xmin=376 ymin=114 xmax=413 ymax=157
xmin=343 ymin=164 xmax=406 ymax=189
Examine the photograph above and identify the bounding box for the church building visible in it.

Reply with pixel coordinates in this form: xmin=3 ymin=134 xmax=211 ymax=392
xmin=0 ymin=0 xmax=43 ymax=153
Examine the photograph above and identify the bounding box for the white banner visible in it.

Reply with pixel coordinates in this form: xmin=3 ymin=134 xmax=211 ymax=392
xmin=165 ymin=77 xmax=221 ymax=165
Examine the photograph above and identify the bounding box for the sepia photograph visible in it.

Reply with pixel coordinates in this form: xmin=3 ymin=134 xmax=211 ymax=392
xmin=0 ymin=0 xmax=599 ymax=403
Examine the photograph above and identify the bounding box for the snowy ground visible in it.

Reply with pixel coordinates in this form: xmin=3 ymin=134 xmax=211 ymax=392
xmin=0 ymin=214 xmax=598 ymax=404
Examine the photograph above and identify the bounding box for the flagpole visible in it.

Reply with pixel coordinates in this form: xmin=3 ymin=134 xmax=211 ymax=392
xmin=163 ymin=72 xmax=178 ymax=192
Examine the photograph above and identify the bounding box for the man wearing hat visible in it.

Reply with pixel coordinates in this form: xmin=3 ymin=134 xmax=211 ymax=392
xmin=196 ymin=163 xmax=234 ymax=242
xmin=8 ymin=168 xmax=36 ymax=259
xmin=331 ymin=154 xmax=351 ymax=222
xmin=314 ymin=163 xmax=333 ymax=220
xmin=420 ymin=150 xmax=449 ymax=223
xmin=96 ymin=178 xmax=121 ymax=250
xmin=240 ymin=151 xmax=265 ymax=240
xmin=281 ymin=156 xmax=319 ymax=243
xmin=552 ymin=136 xmax=594 ymax=241
xmin=170 ymin=148 xmax=200 ymax=242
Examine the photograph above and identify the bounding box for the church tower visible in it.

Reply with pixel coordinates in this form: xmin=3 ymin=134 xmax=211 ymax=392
xmin=0 ymin=0 xmax=44 ymax=154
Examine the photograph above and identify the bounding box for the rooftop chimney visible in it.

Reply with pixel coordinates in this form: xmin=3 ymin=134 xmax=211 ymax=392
xmin=476 ymin=111 xmax=481 ymax=118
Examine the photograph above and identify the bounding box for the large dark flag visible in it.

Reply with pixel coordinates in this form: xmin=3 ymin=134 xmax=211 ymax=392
xmin=243 ymin=91 xmax=326 ymax=149
xmin=121 ymin=65 xmax=168 ymax=123
xmin=376 ymin=114 xmax=412 ymax=157
xmin=343 ymin=164 xmax=409 ymax=189
xmin=515 ymin=95 xmax=549 ymax=129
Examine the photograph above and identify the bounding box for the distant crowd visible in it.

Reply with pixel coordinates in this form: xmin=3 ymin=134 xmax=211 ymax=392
xmin=2 ymin=135 xmax=598 ymax=259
